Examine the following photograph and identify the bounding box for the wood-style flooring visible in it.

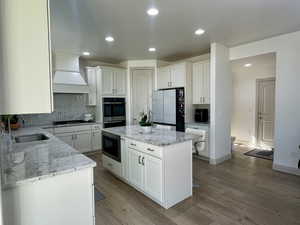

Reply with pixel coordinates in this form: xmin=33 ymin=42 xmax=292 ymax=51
xmin=86 ymin=146 xmax=300 ymax=225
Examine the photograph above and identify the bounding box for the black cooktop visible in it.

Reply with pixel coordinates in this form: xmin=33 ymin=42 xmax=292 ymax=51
xmin=53 ymin=120 xmax=94 ymax=126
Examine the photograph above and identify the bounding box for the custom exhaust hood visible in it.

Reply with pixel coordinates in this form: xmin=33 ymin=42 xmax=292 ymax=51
xmin=53 ymin=53 xmax=89 ymax=93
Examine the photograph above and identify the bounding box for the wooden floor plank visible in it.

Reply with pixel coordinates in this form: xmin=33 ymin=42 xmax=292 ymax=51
xmin=87 ymin=146 xmax=300 ymax=225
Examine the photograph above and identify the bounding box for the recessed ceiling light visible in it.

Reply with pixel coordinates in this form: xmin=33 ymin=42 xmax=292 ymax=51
xmin=194 ymin=28 xmax=205 ymax=35
xmin=147 ymin=8 xmax=159 ymax=16
xmin=148 ymin=47 xmax=156 ymax=52
xmin=244 ymin=63 xmax=252 ymax=67
xmin=105 ymin=36 xmax=114 ymax=42
xmin=82 ymin=51 xmax=90 ymax=56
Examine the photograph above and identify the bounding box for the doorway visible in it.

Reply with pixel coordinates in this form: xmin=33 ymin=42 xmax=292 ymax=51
xmin=130 ymin=68 xmax=154 ymax=124
xmin=231 ymin=53 xmax=276 ymax=153
xmin=256 ymin=78 xmax=275 ymax=148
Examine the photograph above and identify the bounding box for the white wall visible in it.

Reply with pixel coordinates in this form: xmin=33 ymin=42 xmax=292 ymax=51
xmin=230 ymin=31 xmax=300 ymax=176
xmin=210 ymin=43 xmax=232 ymax=164
xmin=231 ymin=58 xmax=276 ymax=145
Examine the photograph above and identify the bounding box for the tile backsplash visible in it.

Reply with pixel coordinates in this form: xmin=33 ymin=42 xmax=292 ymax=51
xmin=21 ymin=94 xmax=96 ymax=127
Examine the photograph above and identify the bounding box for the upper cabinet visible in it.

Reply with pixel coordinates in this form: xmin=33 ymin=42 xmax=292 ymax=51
xmin=157 ymin=62 xmax=187 ymax=89
xmin=0 ymin=0 xmax=53 ymax=114
xmin=86 ymin=66 xmax=100 ymax=106
xmin=101 ymin=67 xmax=126 ymax=96
xmin=192 ymin=60 xmax=210 ymax=104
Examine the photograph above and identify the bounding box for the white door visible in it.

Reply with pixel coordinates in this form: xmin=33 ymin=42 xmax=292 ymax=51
xmin=55 ymin=133 xmax=74 ymax=147
xmin=114 ymin=69 xmax=126 ymax=96
xmin=74 ymin=132 xmax=92 ymax=153
xmin=128 ymin=148 xmax=144 ymax=190
xmin=144 ymin=155 xmax=163 ymax=202
xmin=91 ymin=131 xmax=101 ymax=151
xmin=163 ymin=90 xmax=176 ymax=124
xmin=257 ymin=78 xmax=275 ymax=148
xmin=157 ymin=67 xmax=171 ymax=89
xmin=131 ymin=69 xmax=153 ymax=124
xmin=170 ymin=63 xmax=185 ymax=88
xmin=102 ymin=67 xmax=114 ymax=96
xmin=152 ymin=91 xmax=164 ymax=123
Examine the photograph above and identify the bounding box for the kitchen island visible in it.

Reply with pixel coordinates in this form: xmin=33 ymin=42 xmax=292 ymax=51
xmin=102 ymin=125 xmax=197 ymax=209
xmin=0 ymin=128 xmax=96 ymax=225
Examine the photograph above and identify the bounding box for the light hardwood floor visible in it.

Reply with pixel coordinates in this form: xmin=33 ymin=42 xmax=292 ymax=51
xmin=86 ymin=146 xmax=300 ymax=225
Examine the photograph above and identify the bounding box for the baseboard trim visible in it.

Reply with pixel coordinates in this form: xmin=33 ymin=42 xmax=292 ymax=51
xmin=273 ymin=163 xmax=300 ymax=176
xmin=210 ymin=153 xmax=232 ymax=165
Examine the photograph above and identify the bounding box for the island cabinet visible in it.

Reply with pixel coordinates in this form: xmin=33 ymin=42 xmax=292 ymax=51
xmin=120 ymin=138 xmax=192 ymax=209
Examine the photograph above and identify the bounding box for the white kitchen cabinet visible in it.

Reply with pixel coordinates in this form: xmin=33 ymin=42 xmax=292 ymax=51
xmin=74 ymin=132 xmax=92 ymax=153
xmin=157 ymin=67 xmax=171 ymax=89
xmin=86 ymin=67 xmax=100 ymax=106
xmin=54 ymin=124 xmax=102 ymax=153
xmin=0 ymin=0 xmax=53 ymax=114
xmin=91 ymin=131 xmax=102 ymax=151
xmin=128 ymin=147 xmax=163 ymax=202
xmin=121 ymin=138 xmax=129 ymax=181
xmin=114 ymin=69 xmax=127 ymax=96
xmin=55 ymin=133 xmax=74 ymax=147
xmin=157 ymin=62 xmax=188 ymax=89
xmin=128 ymin=148 xmax=144 ymax=190
xmin=144 ymin=155 xmax=163 ymax=202
xmin=101 ymin=67 xmax=126 ymax=96
xmin=170 ymin=63 xmax=186 ymax=88
xmin=192 ymin=60 xmax=210 ymax=104
xmin=119 ymin=138 xmax=192 ymax=209
xmin=102 ymin=67 xmax=115 ymax=96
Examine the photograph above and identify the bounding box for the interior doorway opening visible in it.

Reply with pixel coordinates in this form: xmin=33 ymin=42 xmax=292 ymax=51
xmin=230 ymin=53 xmax=276 ymax=159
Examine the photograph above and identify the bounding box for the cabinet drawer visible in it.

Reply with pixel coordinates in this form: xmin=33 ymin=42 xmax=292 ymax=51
xmin=126 ymin=139 xmax=162 ymax=159
xmin=102 ymin=155 xmax=122 ymax=177
xmin=54 ymin=125 xmax=92 ymax=134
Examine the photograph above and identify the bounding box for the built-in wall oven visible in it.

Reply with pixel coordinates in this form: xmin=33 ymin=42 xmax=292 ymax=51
xmin=103 ymin=98 xmax=126 ymax=128
xmin=102 ymin=131 xmax=121 ymax=162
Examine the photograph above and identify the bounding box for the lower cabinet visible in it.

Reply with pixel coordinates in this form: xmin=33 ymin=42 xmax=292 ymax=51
xmin=53 ymin=124 xmax=102 ymax=153
xmin=73 ymin=132 xmax=92 ymax=153
xmin=128 ymin=147 xmax=163 ymax=202
xmin=91 ymin=131 xmax=102 ymax=151
xmin=103 ymin=137 xmax=193 ymax=209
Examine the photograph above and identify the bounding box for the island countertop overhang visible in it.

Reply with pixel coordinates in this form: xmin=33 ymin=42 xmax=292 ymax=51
xmin=102 ymin=125 xmax=198 ymax=147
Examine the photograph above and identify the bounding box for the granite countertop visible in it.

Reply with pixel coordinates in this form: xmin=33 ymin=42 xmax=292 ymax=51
xmin=0 ymin=128 xmax=96 ymax=189
xmin=102 ymin=125 xmax=198 ymax=147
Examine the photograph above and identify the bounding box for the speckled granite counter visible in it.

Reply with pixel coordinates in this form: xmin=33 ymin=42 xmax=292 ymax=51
xmin=0 ymin=128 xmax=96 ymax=189
xmin=102 ymin=125 xmax=198 ymax=147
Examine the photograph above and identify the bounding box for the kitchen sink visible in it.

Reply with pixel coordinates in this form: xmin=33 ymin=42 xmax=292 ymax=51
xmin=15 ymin=134 xmax=49 ymax=143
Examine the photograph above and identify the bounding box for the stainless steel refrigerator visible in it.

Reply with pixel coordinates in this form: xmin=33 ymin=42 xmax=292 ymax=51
xmin=152 ymin=88 xmax=185 ymax=131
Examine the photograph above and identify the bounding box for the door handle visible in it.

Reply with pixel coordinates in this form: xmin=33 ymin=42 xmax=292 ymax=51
xmin=138 ymin=155 xmax=141 ymax=164
xmin=142 ymin=157 xmax=145 ymax=166
xmin=147 ymin=148 xmax=154 ymax=152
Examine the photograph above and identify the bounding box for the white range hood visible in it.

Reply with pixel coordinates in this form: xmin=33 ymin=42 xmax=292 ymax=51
xmin=53 ymin=53 xmax=89 ymax=93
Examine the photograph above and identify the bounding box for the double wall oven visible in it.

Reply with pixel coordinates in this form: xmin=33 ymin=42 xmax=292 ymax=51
xmin=103 ymin=98 xmax=126 ymax=128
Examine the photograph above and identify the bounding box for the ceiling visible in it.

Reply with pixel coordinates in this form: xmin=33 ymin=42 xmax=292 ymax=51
xmin=231 ymin=53 xmax=275 ymax=73
xmin=50 ymin=0 xmax=300 ymax=63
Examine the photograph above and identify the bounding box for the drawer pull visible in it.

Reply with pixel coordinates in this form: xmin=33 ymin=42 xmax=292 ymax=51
xmin=147 ymin=148 xmax=155 ymax=152
xmin=138 ymin=155 xmax=141 ymax=164
xmin=130 ymin=143 xmax=136 ymax=146
xmin=142 ymin=157 xmax=145 ymax=166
